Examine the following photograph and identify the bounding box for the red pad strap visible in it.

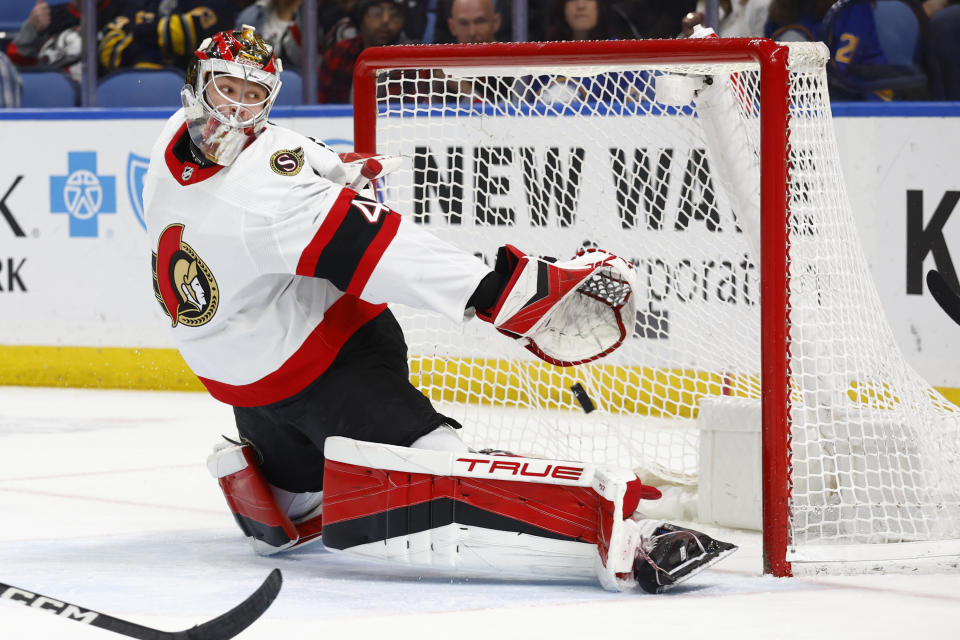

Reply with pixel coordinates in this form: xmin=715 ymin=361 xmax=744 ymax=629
xmin=623 ymin=478 xmax=662 ymax=516
xmin=217 ymin=447 xmax=299 ymax=546
xmin=292 ymin=512 xmax=324 ymax=547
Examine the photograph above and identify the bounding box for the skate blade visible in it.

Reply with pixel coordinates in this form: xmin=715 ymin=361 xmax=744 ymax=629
xmin=649 ymin=544 xmax=738 ymax=594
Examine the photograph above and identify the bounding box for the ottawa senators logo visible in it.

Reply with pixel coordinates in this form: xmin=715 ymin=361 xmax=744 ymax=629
xmin=152 ymin=224 xmax=219 ymax=328
xmin=269 ymin=147 xmax=304 ymax=176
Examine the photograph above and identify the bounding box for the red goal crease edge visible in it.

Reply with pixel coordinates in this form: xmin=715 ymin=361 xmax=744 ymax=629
xmin=352 ymin=38 xmax=793 ymax=577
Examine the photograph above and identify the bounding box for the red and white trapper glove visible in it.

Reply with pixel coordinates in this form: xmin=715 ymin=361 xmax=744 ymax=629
xmin=472 ymin=245 xmax=638 ymax=367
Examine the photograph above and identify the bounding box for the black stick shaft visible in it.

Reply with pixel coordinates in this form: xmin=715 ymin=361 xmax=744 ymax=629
xmin=928 ymin=269 xmax=960 ymax=327
xmin=0 ymin=569 xmax=281 ymax=640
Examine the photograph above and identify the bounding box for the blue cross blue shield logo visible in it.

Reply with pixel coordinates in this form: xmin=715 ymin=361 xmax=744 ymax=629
xmin=127 ymin=153 xmax=149 ymax=230
xmin=50 ymin=151 xmax=117 ymax=237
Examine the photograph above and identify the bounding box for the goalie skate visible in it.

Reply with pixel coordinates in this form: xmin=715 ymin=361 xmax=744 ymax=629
xmin=633 ymin=523 xmax=737 ymax=594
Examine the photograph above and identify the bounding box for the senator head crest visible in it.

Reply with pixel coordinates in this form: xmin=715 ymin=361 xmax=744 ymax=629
xmin=152 ymin=224 xmax=219 ymax=327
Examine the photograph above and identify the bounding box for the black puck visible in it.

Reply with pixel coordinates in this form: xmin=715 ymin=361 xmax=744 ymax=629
xmin=571 ymin=382 xmax=595 ymax=413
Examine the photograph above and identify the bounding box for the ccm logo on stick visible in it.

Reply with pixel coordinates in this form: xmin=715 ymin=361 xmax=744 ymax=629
xmin=456 ymin=457 xmax=584 ymax=480
xmin=0 ymin=586 xmax=98 ymax=623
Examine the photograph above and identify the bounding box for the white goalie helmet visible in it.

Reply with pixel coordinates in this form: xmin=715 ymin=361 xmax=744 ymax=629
xmin=181 ymin=25 xmax=283 ymax=166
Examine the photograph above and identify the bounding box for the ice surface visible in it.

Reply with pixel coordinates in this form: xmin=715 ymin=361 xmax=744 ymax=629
xmin=1 ymin=387 xmax=959 ymax=639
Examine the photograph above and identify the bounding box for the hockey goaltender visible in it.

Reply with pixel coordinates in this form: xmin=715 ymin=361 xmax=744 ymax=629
xmin=143 ymin=25 xmax=736 ymax=594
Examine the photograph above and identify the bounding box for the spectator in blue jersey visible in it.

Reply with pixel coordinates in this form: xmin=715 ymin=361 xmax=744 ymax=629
xmin=99 ymin=0 xmax=247 ymax=72
xmin=927 ymin=0 xmax=960 ymax=99
xmin=0 ymin=52 xmax=23 ymax=108
xmin=766 ymin=0 xmax=908 ymax=101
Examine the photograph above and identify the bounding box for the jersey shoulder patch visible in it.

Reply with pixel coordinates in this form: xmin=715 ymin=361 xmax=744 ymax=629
xmin=269 ymin=146 xmax=305 ymax=176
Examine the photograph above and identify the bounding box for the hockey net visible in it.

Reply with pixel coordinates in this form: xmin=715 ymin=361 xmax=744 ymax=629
xmin=352 ymin=39 xmax=960 ymax=575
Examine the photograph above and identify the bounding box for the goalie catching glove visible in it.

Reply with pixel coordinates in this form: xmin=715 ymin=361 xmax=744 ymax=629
xmin=475 ymin=245 xmax=638 ymax=366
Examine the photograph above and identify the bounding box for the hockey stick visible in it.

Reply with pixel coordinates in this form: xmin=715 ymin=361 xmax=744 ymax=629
xmin=927 ymin=269 xmax=960 ymax=326
xmin=0 ymin=568 xmax=281 ymax=640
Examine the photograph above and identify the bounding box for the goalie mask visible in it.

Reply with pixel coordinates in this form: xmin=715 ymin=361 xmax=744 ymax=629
xmin=182 ymin=26 xmax=282 ymax=166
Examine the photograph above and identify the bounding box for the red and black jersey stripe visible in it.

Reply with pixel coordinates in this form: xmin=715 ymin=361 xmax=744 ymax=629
xmin=198 ymin=295 xmax=386 ymax=407
xmin=296 ymin=189 xmax=401 ymax=296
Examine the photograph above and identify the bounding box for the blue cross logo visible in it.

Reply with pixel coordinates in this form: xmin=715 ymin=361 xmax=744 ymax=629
xmin=50 ymin=151 xmax=116 ymax=237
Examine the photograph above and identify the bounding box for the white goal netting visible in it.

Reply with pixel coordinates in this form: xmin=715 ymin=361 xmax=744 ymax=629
xmin=359 ymin=40 xmax=960 ymax=572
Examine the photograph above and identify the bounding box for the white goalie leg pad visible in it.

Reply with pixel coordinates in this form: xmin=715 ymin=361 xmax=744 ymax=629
xmin=593 ymin=467 xmax=646 ymax=591
xmin=409 ymin=423 xmax=471 ymax=453
xmin=320 ymin=436 xmax=647 ymax=589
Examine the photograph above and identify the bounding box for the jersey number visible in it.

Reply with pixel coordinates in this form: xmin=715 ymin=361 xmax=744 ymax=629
xmin=835 ymin=34 xmax=859 ymax=64
xmin=353 ymin=199 xmax=389 ymax=224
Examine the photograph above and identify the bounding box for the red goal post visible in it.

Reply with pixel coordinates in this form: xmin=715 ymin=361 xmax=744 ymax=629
xmin=351 ymin=39 xmax=960 ymax=578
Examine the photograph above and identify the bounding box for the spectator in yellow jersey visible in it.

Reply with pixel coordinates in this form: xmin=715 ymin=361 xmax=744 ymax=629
xmin=99 ymin=0 xmax=247 ymax=72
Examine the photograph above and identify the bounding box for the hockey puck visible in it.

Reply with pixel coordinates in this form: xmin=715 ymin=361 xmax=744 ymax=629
xmin=571 ymin=382 xmax=595 ymax=413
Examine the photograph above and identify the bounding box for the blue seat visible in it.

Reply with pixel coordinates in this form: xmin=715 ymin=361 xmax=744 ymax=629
xmin=0 ymin=0 xmax=33 ymax=36
xmin=275 ymin=69 xmax=303 ymax=106
xmin=20 ymin=70 xmax=79 ymax=107
xmin=97 ymin=68 xmax=185 ymax=107
xmin=873 ymin=0 xmax=920 ymax=66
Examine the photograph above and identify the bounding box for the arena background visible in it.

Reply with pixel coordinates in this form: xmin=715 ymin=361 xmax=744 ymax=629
xmin=0 ymin=102 xmax=957 ymax=407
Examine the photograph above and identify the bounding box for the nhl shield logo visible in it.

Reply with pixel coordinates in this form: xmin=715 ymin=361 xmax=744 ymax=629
xmin=127 ymin=153 xmax=149 ymax=230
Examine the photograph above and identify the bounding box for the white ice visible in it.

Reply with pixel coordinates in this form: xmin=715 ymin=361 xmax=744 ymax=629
xmin=1 ymin=387 xmax=959 ymax=640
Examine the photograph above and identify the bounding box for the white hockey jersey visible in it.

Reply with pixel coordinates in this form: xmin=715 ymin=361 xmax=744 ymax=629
xmin=144 ymin=110 xmax=489 ymax=407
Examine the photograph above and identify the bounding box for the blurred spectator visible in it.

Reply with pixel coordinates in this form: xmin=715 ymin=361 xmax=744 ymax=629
xmin=613 ymin=0 xmax=696 ymax=38
xmin=235 ymin=0 xmax=304 ymax=68
xmin=433 ymin=0 xmax=514 ymax=103
xmin=766 ymin=0 xmax=902 ymax=101
xmin=6 ymin=0 xmax=124 ymax=81
xmin=236 ymin=0 xmax=301 ymax=47
xmin=99 ymin=0 xmax=245 ymax=72
xmin=283 ymin=0 xmax=442 ymax=76
xmin=317 ymin=0 xmax=412 ymax=103
xmin=681 ymin=0 xmax=772 ymax=37
xmin=405 ymin=0 xmax=450 ymax=42
xmin=266 ymin=0 xmax=357 ymax=71
xmin=765 ymin=0 xmax=834 ymax=40
xmin=924 ymin=0 xmax=954 ymax=13
xmin=448 ymin=0 xmax=501 ymax=42
xmin=518 ymin=0 xmax=650 ymax=104
xmin=319 ymin=0 xmax=442 ymax=50
xmin=318 ymin=0 xmax=361 ymax=49
xmin=472 ymin=0 xmax=543 ymax=41
xmin=0 ymin=51 xmax=23 ymax=107
xmin=927 ymin=0 xmax=960 ymax=99
xmin=543 ymin=0 xmax=633 ymax=40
